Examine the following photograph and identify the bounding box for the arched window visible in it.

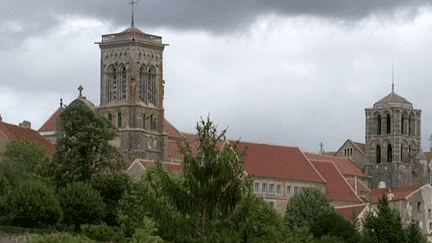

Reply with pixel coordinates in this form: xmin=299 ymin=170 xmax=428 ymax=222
xmin=139 ymin=65 xmax=147 ymax=102
xmin=400 ymin=145 xmax=403 ymax=162
xmin=350 ymin=148 xmax=352 ymax=156
xmin=387 ymin=144 xmax=392 ymax=163
xmin=118 ymin=113 xmax=122 ymax=127
xmin=108 ymin=66 xmax=117 ymax=102
xmin=409 ymin=116 xmax=412 ymax=135
xmin=150 ymin=114 xmax=154 ymax=130
xmin=147 ymin=67 xmax=156 ymax=105
xmin=108 ymin=113 xmax=112 ymax=123
xmin=377 ymin=115 xmax=381 ymax=135
xmin=408 ymin=145 xmax=412 ymax=161
xmin=121 ymin=66 xmax=127 ymax=100
xmin=401 ymin=115 xmax=404 ymax=134
xmin=386 ymin=114 xmax=391 ymax=134
xmin=376 ymin=145 xmax=381 ymax=164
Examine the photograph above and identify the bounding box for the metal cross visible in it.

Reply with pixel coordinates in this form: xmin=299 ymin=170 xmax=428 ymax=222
xmin=128 ymin=1 xmax=138 ymax=28
xmin=319 ymin=142 xmax=324 ymax=151
xmin=78 ymin=85 xmax=83 ymax=97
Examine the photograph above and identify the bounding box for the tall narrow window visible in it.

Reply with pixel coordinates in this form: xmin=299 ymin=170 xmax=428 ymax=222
xmin=122 ymin=66 xmax=126 ymax=99
xmin=401 ymin=115 xmax=404 ymax=134
xmin=387 ymin=144 xmax=392 ymax=162
xmin=386 ymin=114 xmax=391 ymax=134
xmin=400 ymin=145 xmax=403 ymax=162
xmin=377 ymin=115 xmax=381 ymax=135
xmin=118 ymin=113 xmax=122 ymax=128
xmin=409 ymin=116 xmax=412 ymax=135
xmin=147 ymin=68 xmax=153 ymax=104
xmin=139 ymin=65 xmax=147 ymax=102
xmin=376 ymin=145 xmax=381 ymax=164
xmin=409 ymin=146 xmax=411 ymax=161
xmin=150 ymin=114 xmax=155 ymax=130
xmin=108 ymin=113 xmax=112 ymax=123
xmin=110 ymin=67 xmax=117 ymax=101
xmin=350 ymin=148 xmax=352 ymax=156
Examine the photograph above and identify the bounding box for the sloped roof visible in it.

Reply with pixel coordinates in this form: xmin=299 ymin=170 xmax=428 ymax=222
xmin=236 ymin=142 xmax=326 ymax=183
xmin=122 ymin=27 xmax=144 ymax=34
xmin=335 ymin=204 xmax=368 ymax=222
xmin=310 ymin=160 xmax=362 ymax=203
xmin=373 ymin=91 xmax=413 ymax=108
xmin=137 ymin=160 xmax=183 ymax=172
xmin=353 ymin=142 xmax=365 ymax=154
xmin=304 ymin=152 xmax=369 ymax=178
xmin=164 ymin=120 xmax=185 ymax=140
xmin=38 ymin=106 xmax=64 ymax=132
xmin=425 ymin=151 xmax=432 ymax=163
xmin=368 ymin=183 xmax=423 ymax=203
xmin=0 ymin=121 xmax=56 ymax=155
xmin=346 ymin=177 xmax=371 ymax=195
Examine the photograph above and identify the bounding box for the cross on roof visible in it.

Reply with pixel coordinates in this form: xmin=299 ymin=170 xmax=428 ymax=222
xmin=128 ymin=1 xmax=138 ymax=28
xmin=319 ymin=142 xmax=324 ymax=151
xmin=78 ymin=85 xmax=83 ymax=98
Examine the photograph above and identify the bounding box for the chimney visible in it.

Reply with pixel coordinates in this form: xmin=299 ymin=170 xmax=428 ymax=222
xmin=19 ymin=120 xmax=31 ymax=129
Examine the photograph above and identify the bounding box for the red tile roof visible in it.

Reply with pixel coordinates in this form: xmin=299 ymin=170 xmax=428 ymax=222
xmin=236 ymin=142 xmax=326 ymax=183
xmin=310 ymin=160 xmax=362 ymax=203
xmin=305 ymin=152 xmax=368 ymax=178
xmin=336 ymin=204 xmax=368 ymax=222
xmin=38 ymin=106 xmax=64 ymax=132
xmin=425 ymin=151 xmax=432 ymax=163
xmin=346 ymin=178 xmax=370 ymax=195
xmin=164 ymin=120 xmax=185 ymax=140
xmin=0 ymin=121 xmax=56 ymax=155
xmin=368 ymin=183 xmax=423 ymax=203
xmin=138 ymin=160 xmax=183 ymax=172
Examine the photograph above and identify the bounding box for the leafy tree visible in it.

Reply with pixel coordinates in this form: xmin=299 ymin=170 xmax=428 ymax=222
xmin=3 ymin=179 xmax=62 ymax=228
xmin=361 ymin=194 xmax=408 ymax=243
xmin=54 ymin=105 xmax=131 ymax=225
xmin=406 ymin=220 xmax=428 ymax=243
xmin=0 ymin=138 xmax=50 ymax=187
xmin=284 ymin=187 xmax=335 ymax=228
xmin=310 ymin=211 xmax=360 ymax=243
xmin=58 ymin=181 xmax=106 ymax=232
xmin=130 ymin=216 xmax=163 ymax=243
xmin=53 ymin=105 xmax=123 ymax=187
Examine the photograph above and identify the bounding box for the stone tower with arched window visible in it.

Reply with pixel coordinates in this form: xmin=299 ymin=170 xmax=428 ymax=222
xmin=95 ymin=25 xmax=168 ymax=160
xmin=364 ymin=91 xmax=423 ymax=188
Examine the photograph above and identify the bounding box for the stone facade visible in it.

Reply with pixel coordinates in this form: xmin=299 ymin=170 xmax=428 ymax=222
xmin=252 ymin=176 xmax=326 ymax=215
xmin=364 ymin=91 xmax=430 ymax=188
xmin=94 ymin=26 xmax=169 ymax=160
xmin=335 ymin=139 xmax=366 ymax=169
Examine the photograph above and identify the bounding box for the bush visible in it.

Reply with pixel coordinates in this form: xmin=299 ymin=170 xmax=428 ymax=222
xmin=28 ymin=232 xmax=95 ymax=243
xmin=82 ymin=224 xmax=114 ymax=242
xmin=4 ymin=179 xmax=62 ymax=228
xmin=310 ymin=211 xmax=360 ymax=243
xmin=130 ymin=217 xmax=163 ymax=243
xmin=58 ymin=182 xmax=106 ymax=232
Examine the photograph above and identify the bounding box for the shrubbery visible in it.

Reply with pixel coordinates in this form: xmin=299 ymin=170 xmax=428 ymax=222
xmin=58 ymin=182 xmax=106 ymax=232
xmin=28 ymin=232 xmax=95 ymax=243
xmin=3 ymin=179 xmax=62 ymax=228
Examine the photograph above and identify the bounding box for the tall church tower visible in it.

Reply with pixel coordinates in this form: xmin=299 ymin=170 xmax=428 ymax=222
xmin=95 ymin=20 xmax=168 ymax=160
xmin=364 ymin=90 xmax=422 ymax=188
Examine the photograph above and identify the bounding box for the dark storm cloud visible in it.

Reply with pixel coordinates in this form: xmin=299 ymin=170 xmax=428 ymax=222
xmin=1 ymin=0 xmax=426 ymax=40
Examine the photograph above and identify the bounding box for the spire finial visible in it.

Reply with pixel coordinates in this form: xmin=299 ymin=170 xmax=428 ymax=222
xmin=78 ymin=85 xmax=83 ymax=98
xmin=392 ymin=61 xmax=394 ymax=92
xmin=60 ymin=98 xmax=63 ymax=107
xmin=128 ymin=1 xmax=138 ymax=28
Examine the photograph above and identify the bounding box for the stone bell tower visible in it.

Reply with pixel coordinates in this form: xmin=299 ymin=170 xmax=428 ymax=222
xmin=95 ymin=11 xmax=168 ymax=160
xmin=364 ymin=87 xmax=422 ymax=188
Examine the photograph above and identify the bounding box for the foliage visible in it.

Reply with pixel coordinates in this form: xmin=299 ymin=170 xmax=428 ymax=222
xmin=0 ymin=138 xmax=50 ymax=187
xmin=130 ymin=217 xmax=163 ymax=243
xmin=310 ymin=211 xmax=360 ymax=243
xmin=284 ymin=187 xmax=335 ymax=228
xmin=3 ymin=179 xmax=62 ymax=228
xmin=58 ymin=182 xmax=106 ymax=232
xmin=81 ymin=224 xmax=114 ymax=242
xmin=361 ymin=194 xmax=408 ymax=243
xmin=53 ymin=105 xmax=122 ymax=188
xmin=284 ymin=226 xmax=317 ymax=243
xmin=28 ymin=232 xmax=95 ymax=243
xmin=91 ymin=172 xmax=131 ymax=226
xmin=405 ymin=220 xmax=428 ymax=243
xmin=316 ymin=235 xmax=345 ymax=243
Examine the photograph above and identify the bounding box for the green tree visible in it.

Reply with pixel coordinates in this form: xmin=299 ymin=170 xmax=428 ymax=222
xmin=3 ymin=179 xmax=62 ymax=228
xmin=54 ymin=105 xmax=131 ymax=225
xmin=310 ymin=211 xmax=360 ymax=243
xmin=58 ymin=181 xmax=106 ymax=232
xmin=284 ymin=187 xmax=335 ymax=228
xmin=405 ymin=220 xmax=428 ymax=243
xmin=0 ymin=138 xmax=50 ymax=187
xmin=361 ymin=194 xmax=408 ymax=243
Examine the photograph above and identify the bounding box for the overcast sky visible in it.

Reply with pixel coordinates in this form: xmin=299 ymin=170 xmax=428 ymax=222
xmin=2 ymin=0 xmax=432 ymax=153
